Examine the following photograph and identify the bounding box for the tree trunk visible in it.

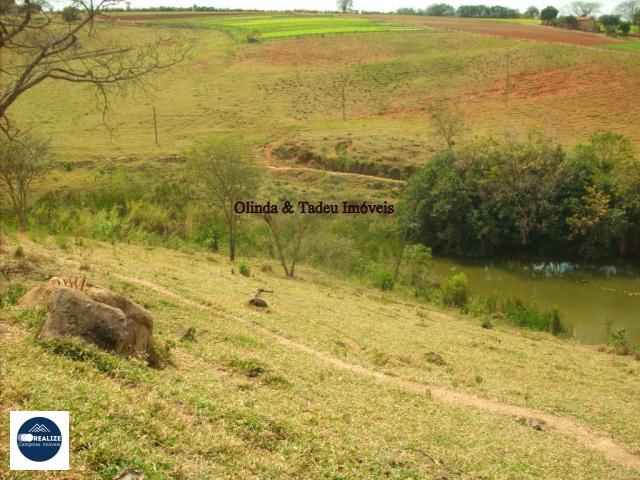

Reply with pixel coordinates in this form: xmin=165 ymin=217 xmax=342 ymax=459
xmin=393 ymin=233 xmax=407 ymax=282
xmin=263 ymin=215 xmax=290 ymax=277
xmin=228 ymin=215 xmax=236 ymax=262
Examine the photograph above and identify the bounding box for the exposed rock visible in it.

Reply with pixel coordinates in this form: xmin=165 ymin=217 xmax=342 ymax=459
xmin=85 ymin=286 xmax=153 ymax=354
xmin=22 ymin=278 xmax=153 ymax=356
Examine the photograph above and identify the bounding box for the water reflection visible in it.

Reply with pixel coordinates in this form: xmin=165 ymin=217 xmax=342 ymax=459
xmin=429 ymin=257 xmax=640 ymax=344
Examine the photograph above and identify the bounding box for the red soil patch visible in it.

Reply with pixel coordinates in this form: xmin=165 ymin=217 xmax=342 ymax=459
xmin=372 ymin=15 xmax=620 ymax=47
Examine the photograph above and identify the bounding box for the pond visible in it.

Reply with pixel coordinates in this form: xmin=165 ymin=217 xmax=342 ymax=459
xmin=429 ymin=257 xmax=640 ymax=344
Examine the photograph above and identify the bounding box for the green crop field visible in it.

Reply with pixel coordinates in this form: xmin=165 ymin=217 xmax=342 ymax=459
xmin=154 ymin=15 xmax=416 ymax=40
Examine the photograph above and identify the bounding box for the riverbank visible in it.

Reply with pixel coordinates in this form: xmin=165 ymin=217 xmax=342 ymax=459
xmin=429 ymin=256 xmax=640 ymax=344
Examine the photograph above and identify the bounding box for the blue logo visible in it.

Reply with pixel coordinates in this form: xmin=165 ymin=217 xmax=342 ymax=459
xmin=16 ymin=417 xmax=62 ymax=462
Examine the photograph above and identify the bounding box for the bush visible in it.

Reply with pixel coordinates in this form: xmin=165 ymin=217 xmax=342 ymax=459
xmin=502 ymin=298 xmax=567 ymax=336
xmin=599 ymin=14 xmax=621 ymax=35
xmin=148 ymin=339 xmax=176 ymax=369
xmin=0 ymin=283 xmax=26 ymax=308
xmin=239 ymin=260 xmax=251 ymax=277
xmin=609 ymin=328 xmax=630 ymax=355
xmin=371 ymin=267 xmax=395 ymax=291
xmin=439 ymin=273 xmax=469 ymax=308
xmin=618 ymin=22 xmax=631 ymax=35
xmin=246 ymin=30 xmax=261 ymax=43
xmin=481 ymin=318 xmax=493 ymax=329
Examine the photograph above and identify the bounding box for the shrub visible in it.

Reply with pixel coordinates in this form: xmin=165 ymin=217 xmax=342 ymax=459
xmin=246 ymin=30 xmax=261 ymax=43
xmin=502 ymin=298 xmax=567 ymax=336
xmin=618 ymin=22 xmax=631 ymax=35
xmin=148 ymin=339 xmax=176 ymax=369
xmin=239 ymin=260 xmax=251 ymax=277
xmin=609 ymin=328 xmax=630 ymax=355
xmin=371 ymin=267 xmax=395 ymax=291
xmin=599 ymin=14 xmax=621 ymax=35
xmin=439 ymin=273 xmax=469 ymax=308
xmin=0 ymin=283 xmax=26 ymax=308
xmin=481 ymin=318 xmax=493 ymax=329
xmin=12 ymin=306 xmax=46 ymax=333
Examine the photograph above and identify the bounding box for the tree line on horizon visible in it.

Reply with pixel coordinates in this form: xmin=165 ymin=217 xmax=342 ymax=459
xmin=396 ymin=0 xmax=640 ymax=33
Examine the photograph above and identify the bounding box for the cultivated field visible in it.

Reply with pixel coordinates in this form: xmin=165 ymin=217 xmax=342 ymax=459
xmin=382 ymin=14 xmax=622 ymax=46
xmin=149 ymin=14 xmax=416 ymax=40
xmin=11 ymin=14 xmax=640 ymax=171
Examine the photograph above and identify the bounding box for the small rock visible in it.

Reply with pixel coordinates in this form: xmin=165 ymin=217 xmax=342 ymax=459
xmin=517 ymin=416 xmax=545 ymax=431
xmin=113 ymin=468 xmax=146 ymax=480
xmin=425 ymin=351 xmax=446 ymax=366
xmin=249 ymin=298 xmax=268 ymax=308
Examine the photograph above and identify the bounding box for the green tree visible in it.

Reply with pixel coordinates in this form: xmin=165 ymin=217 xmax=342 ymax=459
xmin=337 ymin=0 xmax=353 ymax=13
xmin=0 ymin=134 xmax=51 ymax=229
xmin=188 ymin=135 xmax=261 ymax=261
xmin=599 ymin=14 xmax=621 ymax=34
xmin=525 ymin=5 xmax=540 ymax=17
xmin=540 ymin=5 xmax=559 ymax=23
xmin=425 ymin=3 xmax=456 ymax=16
xmin=618 ymin=21 xmax=632 ymax=34
xmin=61 ymin=6 xmax=79 ymax=22
xmin=567 ymin=186 xmax=625 ymax=258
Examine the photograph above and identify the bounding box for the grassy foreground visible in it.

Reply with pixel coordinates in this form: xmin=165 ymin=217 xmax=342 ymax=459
xmin=1 ymin=235 xmax=639 ymax=479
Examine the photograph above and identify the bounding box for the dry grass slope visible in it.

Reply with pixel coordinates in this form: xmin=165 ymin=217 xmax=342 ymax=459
xmin=1 ymin=236 xmax=639 ymax=478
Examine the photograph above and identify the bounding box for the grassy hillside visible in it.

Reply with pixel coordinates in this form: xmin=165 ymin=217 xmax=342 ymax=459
xmin=1 ymin=235 xmax=640 ymax=479
xmin=10 ymin=18 xmax=640 ymax=170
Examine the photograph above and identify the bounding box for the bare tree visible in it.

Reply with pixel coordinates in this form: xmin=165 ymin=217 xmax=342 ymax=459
xmin=615 ymin=0 xmax=640 ymax=21
xmin=0 ymin=0 xmax=187 ymax=138
xmin=337 ymin=0 xmax=353 ymax=13
xmin=429 ymin=106 xmax=466 ymax=149
xmin=262 ymin=213 xmax=312 ymax=278
xmin=0 ymin=133 xmax=51 ymax=228
xmin=188 ymin=135 xmax=261 ymax=262
xmin=566 ymin=1 xmax=602 ymax=16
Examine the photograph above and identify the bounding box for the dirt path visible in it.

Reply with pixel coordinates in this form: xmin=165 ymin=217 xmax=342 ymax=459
xmin=117 ymin=275 xmax=640 ymax=473
xmin=263 ymin=141 xmax=406 ymax=185
xmin=266 ymin=165 xmax=406 ymax=184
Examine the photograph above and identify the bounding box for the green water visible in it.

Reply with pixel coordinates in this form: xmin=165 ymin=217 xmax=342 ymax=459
xmin=429 ymin=258 xmax=640 ymax=344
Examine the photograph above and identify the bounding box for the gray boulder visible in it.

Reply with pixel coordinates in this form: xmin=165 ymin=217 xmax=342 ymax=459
xmin=32 ymin=283 xmax=153 ymax=356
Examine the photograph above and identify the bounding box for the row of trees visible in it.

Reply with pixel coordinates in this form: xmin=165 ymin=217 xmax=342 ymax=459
xmin=403 ymin=132 xmax=640 ymax=260
xmin=397 ymin=0 xmax=640 ymax=28
xmin=397 ymin=4 xmax=519 ymax=18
